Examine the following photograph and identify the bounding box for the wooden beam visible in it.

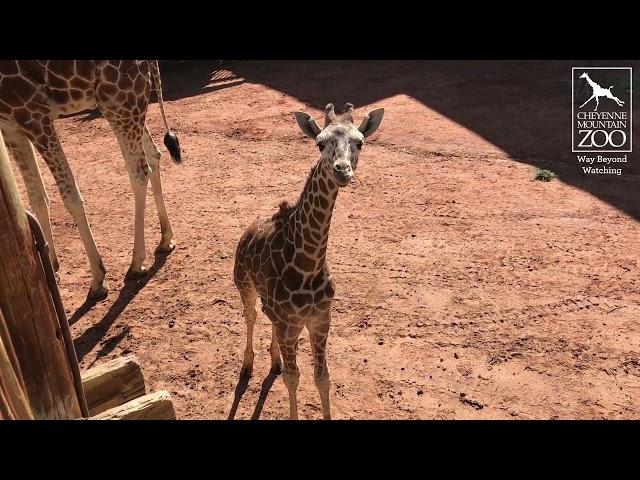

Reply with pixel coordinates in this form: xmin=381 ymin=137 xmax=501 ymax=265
xmin=90 ymin=391 xmax=176 ymax=420
xmin=81 ymin=355 xmax=146 ymax=416
xmin=0 ymin=130 xmax=81 ymax=419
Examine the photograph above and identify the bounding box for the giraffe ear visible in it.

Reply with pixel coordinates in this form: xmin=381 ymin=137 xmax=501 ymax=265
xmin=294 ymin=112 xmax=321 ymax=139
xmin=358 ymin=108 xmax=385 ymax=138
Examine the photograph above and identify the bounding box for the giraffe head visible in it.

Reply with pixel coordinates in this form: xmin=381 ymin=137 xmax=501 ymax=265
xmin=294 ymin=103 xmax=384 ymax=186
xmin=580 ymin=72 xmax=589 ymax=80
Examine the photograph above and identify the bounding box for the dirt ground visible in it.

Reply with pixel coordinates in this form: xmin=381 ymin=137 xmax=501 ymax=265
xmin=11 ymin=60 xmax=640 ymax=419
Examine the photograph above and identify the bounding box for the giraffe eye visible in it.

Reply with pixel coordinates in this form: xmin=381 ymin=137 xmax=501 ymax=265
xmin=317 ymin=141 xmax=326 ymax=151
xmin=355 ymin=141 xmax=363 ymax=150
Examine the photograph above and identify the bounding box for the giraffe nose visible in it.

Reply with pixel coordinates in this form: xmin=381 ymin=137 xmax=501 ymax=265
xmin=333 ymin=162 xmax=353 ymax=185
xmin=333 ymin=162 xmax=351 ymax=173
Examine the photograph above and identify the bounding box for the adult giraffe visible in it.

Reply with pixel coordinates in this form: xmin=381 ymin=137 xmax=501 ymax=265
xmin=0 ymin=60 xmax=181 ymax=300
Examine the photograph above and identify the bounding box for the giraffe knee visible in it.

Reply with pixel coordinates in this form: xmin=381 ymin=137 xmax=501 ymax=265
xmin=314 ymin=368 xmax=330 ymax=389
xmin=282 ymin=369 xmax=300 ymax=390
xmin=134 ymin=164 xmax=152 ymax=183
xmin=147 ymin=152 xmax=161 ymax=172
xmin=243 ymin=307 xmax=256 ymax=324
xmin=59 ymin=186 xmax=84 ymax=211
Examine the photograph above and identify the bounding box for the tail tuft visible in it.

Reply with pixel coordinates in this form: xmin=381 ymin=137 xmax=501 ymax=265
xmin=164 ymin=131 xmax=182 ymax=164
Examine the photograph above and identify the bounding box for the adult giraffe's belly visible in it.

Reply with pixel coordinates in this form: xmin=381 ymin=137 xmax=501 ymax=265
xmin=51 ymin=96 xmax=97 ymax=117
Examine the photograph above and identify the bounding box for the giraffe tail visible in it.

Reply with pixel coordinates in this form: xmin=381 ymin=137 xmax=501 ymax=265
xmin=149 ymin=60 xmax=182 ymax=164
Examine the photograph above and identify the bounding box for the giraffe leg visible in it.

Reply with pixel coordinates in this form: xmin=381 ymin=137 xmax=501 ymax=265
xmin=580 ymin=94 xmax=595 ymax=109
xmin=274 ymin=321 xmax=304 ymax=420
xmin=308 ymin=311 xmax=332 ymax=420
xmin=3 ymin=130 xmax=59 ymax=272
xmin=270 ymin=323 xmax=283 ymax=374
xmin=239 ymin=286 xmax=258 ymax=377
xmin=142 ymin=125 xmax=175 ymax=254
xmin=105 ymin=119 xmax=151 ymax=278
xmin=29 ymin=125 xmax=108 ymax=299
xmin=125 ymin=161 xmax=150 ymax=278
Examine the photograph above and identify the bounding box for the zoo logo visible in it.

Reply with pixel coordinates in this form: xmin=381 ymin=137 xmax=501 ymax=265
xmin=572 ymin=67 xmax=632 ymax=153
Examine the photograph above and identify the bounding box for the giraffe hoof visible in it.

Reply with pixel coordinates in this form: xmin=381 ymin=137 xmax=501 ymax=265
xmin=155 ymin=240 xmax=176 ymax=254
xmin=87 ymin=285 xmax=109 ymax=301
xmin=125 ymin=267 xmax=148 ymax=280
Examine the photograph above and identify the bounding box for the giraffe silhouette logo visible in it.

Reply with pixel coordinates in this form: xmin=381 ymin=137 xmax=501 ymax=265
xmin=572 ymin=67 xmax=632 ymax=153
xmin=579 ymin=72 xmax=625 ymax=111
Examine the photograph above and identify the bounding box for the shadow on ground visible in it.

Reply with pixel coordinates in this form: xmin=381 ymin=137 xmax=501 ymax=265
xmin=228 ymin=60 xmax=640 ymax=220
xmin=227 ymin=367 xmax=280 ymax=420
xmin=67 ymin=60 xmax=640 ymax=220
xmin=72 ymin=251 xmax=171 ymax=362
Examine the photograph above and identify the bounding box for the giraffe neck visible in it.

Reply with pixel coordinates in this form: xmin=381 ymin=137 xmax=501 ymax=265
xmin=290 ymin=159 xmax=340 ymax=272
xmin=585 ymin=76 xmax=597 ymax=89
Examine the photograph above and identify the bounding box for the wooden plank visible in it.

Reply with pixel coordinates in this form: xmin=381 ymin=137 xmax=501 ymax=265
xmin=0 ymin=131 xmax=81 ymax=419
xmin=81 ymin=354 xmax=146 ymax=416
xmin=0 ymin=308 xmax=27 ymax=399
xmin=0 ymin=317 xmax=34 ymax=419
xmin=90 ymin=391 xmax=176 ymax=420
xmin=0 ymin=339 xmax=33 ymax=420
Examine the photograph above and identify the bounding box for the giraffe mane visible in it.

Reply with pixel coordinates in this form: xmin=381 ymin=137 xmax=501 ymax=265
xmin=271 ymin=164 xmax=317 ymax=221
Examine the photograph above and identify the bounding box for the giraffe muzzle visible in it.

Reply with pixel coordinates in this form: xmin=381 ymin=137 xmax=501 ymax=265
xmin=333 ymin=162 xmax=353 ymax=186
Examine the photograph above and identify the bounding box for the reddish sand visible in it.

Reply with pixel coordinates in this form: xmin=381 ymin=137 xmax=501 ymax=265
xmin=11 ymin=60 xmax=640 ymax=419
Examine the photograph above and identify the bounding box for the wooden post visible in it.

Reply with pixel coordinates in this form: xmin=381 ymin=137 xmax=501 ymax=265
xmin=0 ymin=131 xmax=81 ymax=419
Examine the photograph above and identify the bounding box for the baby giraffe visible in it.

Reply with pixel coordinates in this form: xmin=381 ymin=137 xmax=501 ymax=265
xmin=233 ymin=102 xmax=384 ymax=419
